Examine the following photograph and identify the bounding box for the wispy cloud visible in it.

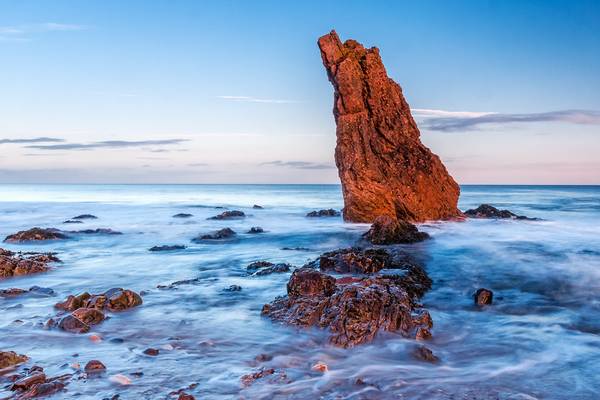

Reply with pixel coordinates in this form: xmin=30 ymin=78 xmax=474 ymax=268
xmin=412 ymin=108 xmax=494 ymax=118
xmin=0 ymin=22 xmax=86 ymax=42
xmin=260 ymin=160 xmax=335 ymax=170
xmin=0 ymin=137 xmax=65 ymax=144
xmin=25 ymin=139 xmax=188 ymax=151
xmin=218 ymin=95 xmax=299 ymax=104
xmin=418 ymin=109 xmax=600 ymax=132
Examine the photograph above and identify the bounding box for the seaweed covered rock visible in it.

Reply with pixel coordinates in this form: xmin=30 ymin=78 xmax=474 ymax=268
xmin=4 ymin=228 xmax=68 ymax=243
xmin=464 ymin=204 xmax=535 ymax=220
xmin=363 ymin=215 xmax=430 ymax=244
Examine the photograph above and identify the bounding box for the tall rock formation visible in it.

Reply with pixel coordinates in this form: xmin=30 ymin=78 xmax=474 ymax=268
xmin=318 ymin=30 xmax=461 ymax=223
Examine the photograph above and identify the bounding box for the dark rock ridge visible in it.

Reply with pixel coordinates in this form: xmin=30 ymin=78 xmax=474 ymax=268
xmin=247 ymin=261 xmax=292 ymax=276
xmin=4 ymin=228 xmax=68 ymax=243
xmin=208 ymin=210 xmax=245 ymax=220
xmin=1 ymin=286 xmax=55 ymax=297
xmin=69 ymin=228 xmax=123 ymax=235
xmin=72 ymin=214 xmax=97 ymax=220
xmin=0 ymin=248 xmax=61 ymax=279
xmin=51 ymin=288 xmax=142 ymax=334
xmin=318 ymin=30 xmax=461 ymax=223
xmin=63 ymin=220 xmax=83 ymax=224
xmin=363 ymin=215 xmax=430 ymax=244
xmin=173 ymin=213 xmax=193 ymax=218
xmin=464 ymin=204 xmax=536 ymax=220
xmin=193 ymin=228 xmax=236 ymax=242
xmin=149 ymin=245 xmax=186 ymax=252
xmin=306 ymin=209 xmax=340 ymax=217
xmin=262 ymin=248 xmax=433 ymax=347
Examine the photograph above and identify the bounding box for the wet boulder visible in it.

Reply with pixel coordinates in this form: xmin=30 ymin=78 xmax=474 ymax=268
xmin=412 ymin=345 xmax=439 ymax=363
xmin=312 ymin=247 xmax=393 ymax=274
xmin=4 ymin=228 xmax=69 ymax=243
xmin=464 ymin=204 xmax=535 ymax=220
xmin=84 ymin=360 xmax=106 ymax=374
xmin=247 ymin=226 xmax=264 ymax=234
xmin=0 ymin=249 xmax=61 ymax=280
xmin=306 ymin=209 xmax=340 ymax=217
xmin=363 ymin=216 xmax=430 ymax=244
xmin=0 ymin=351 xmax=28 ymax=369
xmin=105 ymin=288 xmax=143 ymax=311
xmin=263 ymin=265 xmax=432 ymax=348
xmin=247 ymin=261 xmax=292 ymax=276
xmin=58 ymin=314 xmax=91 ymax=334
xmin=149 ymin=245 xmax=186 ymax=252
xmin=474 ymin=288 xmax=493 ymax=305
xmin=193 ymin=228 xmax=236 ymax=241
xmin=208 ymin=210 xmax=245 ymax=220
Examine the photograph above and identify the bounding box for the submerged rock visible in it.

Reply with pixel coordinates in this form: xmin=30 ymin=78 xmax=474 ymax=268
xmin=172 ymin=213 xmax=193 ymax=218
xmin=208 ymin=210 xmax=245 ymax=220
xmin=464 ymin=204 xmax=535 ymax=220
xmin=474 ymin=288 xmax=493 ymax=305
xmin=318 ymin=30 xmax=461 ymax=223
xmin=4 ymin=228 xmax=68 ymax=243
xmin=363 ymin=216 xmax=430 ymax=244
xmin=247 ymin=226 xmax=264 ymax=234
xmin=0 ymin=351 xmax=28 ymax=369
xmin=412 ymin=345 xmax=439 ymax=363
xmin=63 ymin=220 xmax=83 ymax=224
xmin=0 ymin=249 xmax=61 ymax=280
xmin=263 ymin=248 xmax=433 ymax=348
xmin=240 ymin=367 xmax=288 ymax=388
xmin=306 ymin=209 xmax=340 ymax=217
xmin=252 ymin=204 xmax=264 ymax=209
xmin=224 ymin=285 xmax=242 ymax=292
xmin=149 ymin=245 xmax=186 ymax=252
xmin=72 ymin=214 xmax=98 ymax=220
xmin=69 ymin=228 xmax=123 ymax=235
xmin=193 ymin=228 xmax=236 ymax=241
xmin=247 ymin=261 xmax=292 ymax=276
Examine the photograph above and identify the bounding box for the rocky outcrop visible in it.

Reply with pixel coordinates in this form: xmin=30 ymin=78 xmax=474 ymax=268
xmin=0 ymin=249 xmax=61 ymax=279
xmin=262 ymin=248 xmax=432 ymax=348
xmin=51 ymin=288 xmax=142 ymax=334
xmin=464 ymin=204 xmax=536 ymax=220
xmin=193 ymin=228 xmax=236 ymax=241
xmin=4 ymin=228 xmax=68 ymax=243
xmin=363 ymin=215 xmax=430 ymax=244
xmin=149 ymin=245 xmax=186 ymax=252
xmin=318 ymin=30 xmax=461 ymax=223
xmin=306 ymin=209 xmax=340 ymax=217
xmin=208 ymin=210 xmax=245 ymax=220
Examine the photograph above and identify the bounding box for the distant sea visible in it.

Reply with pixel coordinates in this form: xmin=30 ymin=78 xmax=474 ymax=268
xmin=1 ymin=184 xmax=599 ymax=399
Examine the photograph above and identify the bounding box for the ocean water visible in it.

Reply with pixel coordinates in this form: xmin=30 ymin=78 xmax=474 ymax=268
xmin=0 ymin=184 xmax=599 ymax=399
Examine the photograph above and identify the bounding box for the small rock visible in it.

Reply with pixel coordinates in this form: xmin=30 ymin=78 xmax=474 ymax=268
xmin=474 ymin=288 xmax=493 ymax=305
xmin=143 ymin=348 xmax=159 ymax=356
xmin=0 ymin=351 xmax=28 ymax=369
xmin=464 ymin=204 xmax=535 ymax=220
xmin=149 ymin=245 xmax=186 ymax=252
xmin=58 ymin=314 xmax=90 ymax=334
xmin=11 ymin=372 xmax=46 ymax=391
xmin=63 ymin=220 xmax=83 ymax=224
xmin=224 ymin=285 xmax=242 ymax=292
xmin=252 ymin=204 xmax=264 ymax=209
xmin=247 ymin=226 xmax=264 ymax=234
xmin=70 ymin=228 xmax=122 ymax=235
xmin=84 ymin=360 xmax=106 ymax=373
xmin=105 ymin=288 xmax=143 ymax=311
xmin=172 ymin=213 xmax=193 ymax=218
xmin=363 ymin=215 xmax=429 ymax=244
xmin=412 ymin=346 xmax=439 ymax=363
xmin=193 ymin=228 xmax=236 ymax=241
xmin=207 ymin=210 xmax=245 ymax=220
xmin=109 ymin=374 xmax=132 ymax=385
xmin=311 ymin=362 xmax=328 ymax=373
xmin=0 ymin=288 xmax=27 ymax=297
xmin=247 ymin=261 xmax=292 ymax=276
xmin=306 ymin=209 xmax=340 ymax=217
xmin=178 ymin=393 xmax=195 ymax=400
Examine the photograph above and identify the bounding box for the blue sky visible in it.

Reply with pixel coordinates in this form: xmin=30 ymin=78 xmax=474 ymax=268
xmin=1 ymin=0 xmax=599 ymax=184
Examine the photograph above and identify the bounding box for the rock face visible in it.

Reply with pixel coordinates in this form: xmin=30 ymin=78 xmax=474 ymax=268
xmin=262 ymin=248 xmax=433 ymax=348
xmin=317 ymin=30 xmax=461 ymax=223
xmin=363 ymin=215 xmax=429 ymax=244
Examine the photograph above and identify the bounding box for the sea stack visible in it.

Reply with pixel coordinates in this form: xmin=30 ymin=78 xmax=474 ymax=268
xmin=318 ymin=30 xmax=461 ymax=223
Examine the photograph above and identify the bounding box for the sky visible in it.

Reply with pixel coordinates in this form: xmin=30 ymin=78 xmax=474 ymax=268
xmin=0 ymin=0 xmax=599 ymax=184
